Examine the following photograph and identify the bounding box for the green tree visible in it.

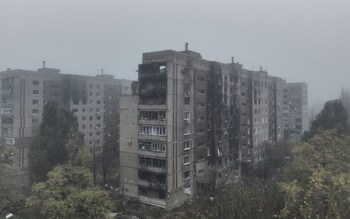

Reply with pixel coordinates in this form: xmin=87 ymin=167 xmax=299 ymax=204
xmin=0 ymin=140 xmax=26 ymax=217
xmin=340 ymin=88 xmax=350 ymax=125
xmin=279 ymin=130 xmax=350 ymax=218
xmin=28 ymin=102 xmax=79 ymax=182
xmin=304 ymin=99 xmax=349 ymax=139
xmin=65 ymin=130 xmax=91 ymax=168
xmin=27 ymin=163 xmax=112 ymax=219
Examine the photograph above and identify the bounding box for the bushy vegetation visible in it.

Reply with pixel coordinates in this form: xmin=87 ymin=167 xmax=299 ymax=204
xmin=0 ymin=141 xmax=27 ymax=217
xmin=12 ymin=102 xmax=114 ymax=218
xmin=303 ymin=99 xmax=349 ymax=139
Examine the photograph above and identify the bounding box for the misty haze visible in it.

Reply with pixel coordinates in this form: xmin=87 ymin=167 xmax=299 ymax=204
xmin=1 ymin=1 xmax=350 ymax=219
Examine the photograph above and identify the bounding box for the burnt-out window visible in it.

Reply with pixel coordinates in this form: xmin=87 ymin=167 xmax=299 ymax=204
xmin=184 ymin=97 xmax=190 ymax=105
xmin=184 ymin=170 xmax=190 ymax=179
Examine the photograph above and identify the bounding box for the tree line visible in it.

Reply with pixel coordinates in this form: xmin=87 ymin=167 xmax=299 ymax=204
xmin=1 ymin=93 xmax=350 ymax=218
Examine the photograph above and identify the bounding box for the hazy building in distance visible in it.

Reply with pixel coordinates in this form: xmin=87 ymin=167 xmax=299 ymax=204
xmin=283 ymin=82 xmax=308 ymax=142
xmin=119 ymin=46 xmax=290 ymax=209
xmin=0 ymin=65 xmax=132 ymax=174
xmin=0 ymin=67 xmax=65 ymax=174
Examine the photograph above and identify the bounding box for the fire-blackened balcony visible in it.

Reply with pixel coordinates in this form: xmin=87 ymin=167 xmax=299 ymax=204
xmin=139 ymin=170 xmax=166 ymax=186
xmin=138 ymin=170 xmax=166 ymax=208
xmin=139 ymin=63 xmax=167 ymax=78
xmin=139 ymin=80 xmax=167 ymax=104
xmin=138 ymin=150 xmax=166 ymax=159
xmin=138 ymin=180 xmax=166 ymax=191
xmin=139 ymin=63 xmax=167 ymax=105
xmin=139 ymin=72 xmax=166 ymax=81
xmin=139 ymin=165 xmax=166 ymax=174
xmin=139 ymin=157 xmax=166 ymax=174
xmin=139 ymin=187 xmax=166 ymax=208
xmin=139 ymin=87 xmax=167 ymax=96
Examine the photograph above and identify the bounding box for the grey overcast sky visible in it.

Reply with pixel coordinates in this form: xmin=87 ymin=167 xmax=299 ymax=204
xmin=1 ymin=0 xmax=349 ymax=108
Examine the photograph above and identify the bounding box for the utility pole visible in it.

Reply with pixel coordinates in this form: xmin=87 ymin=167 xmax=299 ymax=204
xmin=93 ymin=142 xmax=96 ymax=186
xmin=93 ymin=113 xmax=98 ymax=186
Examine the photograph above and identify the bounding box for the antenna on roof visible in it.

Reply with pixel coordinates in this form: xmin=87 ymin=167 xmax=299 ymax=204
xmin=231 ymin=57 xmax=234 ymax=64
xmin=101 ymin=68 xmax=104 ymax=75
xmin=185 ymin=42 xmax=188 ymax=51
xmin=260 ymin=66 xmax=263 ymax=71
xmin=42 ymin=61 xmax=46 ymax=68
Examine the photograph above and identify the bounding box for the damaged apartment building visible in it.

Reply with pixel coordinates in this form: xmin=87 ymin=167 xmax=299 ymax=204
xmin=119 ymin=46 xmax=291 ymax=209
xmin=0 ymin=65 xmax=132 ymax=174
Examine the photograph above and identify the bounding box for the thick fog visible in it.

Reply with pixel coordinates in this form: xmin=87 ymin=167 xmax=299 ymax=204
xmin=1 ymin=0 xmax=350 ymax=108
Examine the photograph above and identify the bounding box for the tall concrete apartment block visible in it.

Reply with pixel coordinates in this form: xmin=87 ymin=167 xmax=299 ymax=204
xmin=283 ymin=82 xmax=308 ymax=142
xmin=119 ymin=49 xmax=286 ymax=209
xmin=0 ymin=67 xmax=132 ymax=173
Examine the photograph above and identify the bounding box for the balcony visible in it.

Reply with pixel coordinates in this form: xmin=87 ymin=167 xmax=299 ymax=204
xmin=139 ymin=135 xmax=166 ymax=142
xmin=139 ymin=104 xmax=166 ymax=110
xmin=139 ymin=72 xmax=167 ymax=80
xmin=138 ymin=179 xmax=166 ymax=190
xmin=139 ymin=196 xmax=166 ymax=208
xmin=139 ymin=165 xmax=166 ymax=174
xmin=139 ymin=119 xmax=166 ymax=126
xmin=138 ymin=150 xmax=166 ymax=158
xmin=140 ymin=88 xmax=166 ymax=96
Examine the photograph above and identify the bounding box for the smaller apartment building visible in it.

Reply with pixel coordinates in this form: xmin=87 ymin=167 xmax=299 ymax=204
xmin=283 ymin=82 xmax=308 ymax=142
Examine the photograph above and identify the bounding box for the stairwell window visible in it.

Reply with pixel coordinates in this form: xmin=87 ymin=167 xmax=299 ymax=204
xmin=184 ymin=126 xmax=191 ymax=135
xmin=184 ymin=97 xmax=190 ymax=105
xmin=184 ymin=170 xmax=190 ymax=179
xmin=184 ymin=112 xmax=190 ymax=121
xmin=184 ymin=156 xmax=190 ymax=165
xmin=184 ymin=141 xmax=190 ymax=150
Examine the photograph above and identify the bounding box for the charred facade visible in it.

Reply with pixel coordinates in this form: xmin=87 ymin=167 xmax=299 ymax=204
xmin=119 ymin=48 xmax=306 ymax=209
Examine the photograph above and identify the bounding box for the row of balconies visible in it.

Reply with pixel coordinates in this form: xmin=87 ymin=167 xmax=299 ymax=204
xmin=139 ymin=72 xmax=167 ymax=80
xmin=139 ymin=165 xmax=166 ymax=174
xmin=138 ymin=149 xmax=166 ymax=159
xmin=139 ymin=88 xmax=166 ymax=96
xmin=139 ymin=119 xmax=166 ymax=126
xmin=138 ymin=179 xmax=166 ymax=190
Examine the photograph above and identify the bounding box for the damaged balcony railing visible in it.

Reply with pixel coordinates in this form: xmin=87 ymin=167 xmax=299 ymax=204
xmin=140 ymin=87 xmax=167 ymax=96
